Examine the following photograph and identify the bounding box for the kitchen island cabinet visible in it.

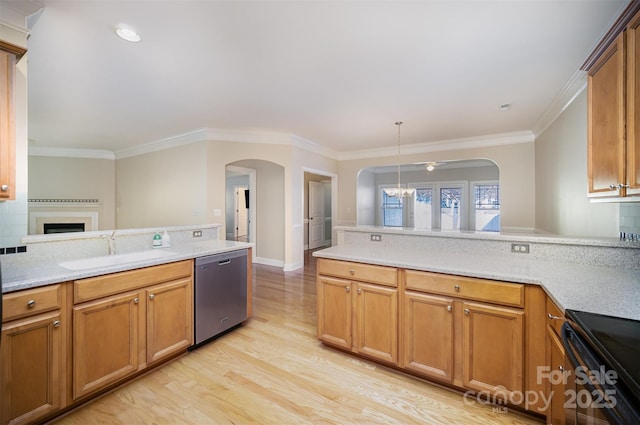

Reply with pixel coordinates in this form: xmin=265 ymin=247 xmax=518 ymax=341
xmin=72 ymin=260 xmax=193 ymax=400
xmin=1 ymin=284 xmax=67 ymax=425
xmin=402 ymin=270 xmax=525 ymax=398
xmin=317 ymin=259 xmax=398 ymax=365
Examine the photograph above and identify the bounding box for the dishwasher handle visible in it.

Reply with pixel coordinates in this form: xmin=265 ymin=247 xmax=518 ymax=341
xmin=218 ymin=259 xmax=231 ymax=266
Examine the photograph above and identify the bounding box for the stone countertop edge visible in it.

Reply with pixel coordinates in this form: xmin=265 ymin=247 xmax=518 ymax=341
xmin=2 ymin=240 xmax=253 ymax=294
xmin=312 ymin=245 xmax=640 ymax=322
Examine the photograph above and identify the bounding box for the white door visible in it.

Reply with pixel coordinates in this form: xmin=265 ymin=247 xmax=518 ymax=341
xmin=234 ymin=186 xmax=248 ymax=241
xmin=308 ymin=181 xmax=325 ymax=249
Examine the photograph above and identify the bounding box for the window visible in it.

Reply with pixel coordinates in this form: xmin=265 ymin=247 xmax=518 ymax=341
xmin=472 ymin=182 xmax=500 ymax=232
xmin=382 ymin=190 xmax=404 ymax=227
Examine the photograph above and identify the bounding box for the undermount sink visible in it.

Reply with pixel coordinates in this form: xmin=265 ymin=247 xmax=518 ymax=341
xmin=59 ymin=249 xmax=176 ymax=271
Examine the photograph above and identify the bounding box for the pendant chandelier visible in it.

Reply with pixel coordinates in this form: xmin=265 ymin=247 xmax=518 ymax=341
xmin=383 ymin=121 xmax=415 ymax=199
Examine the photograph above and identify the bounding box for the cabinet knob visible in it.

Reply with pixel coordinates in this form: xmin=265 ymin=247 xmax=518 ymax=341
xmin=454 ymin=285 xmax=460 ymax=292
xmin=447 ymin=305 xmax=452 ymax=312
xmin=357 ymin=288 xmax=361 ymax=294
xmin=1 ymin=184 xmax=8 ymax=192
xmin=134 ymin=297 xmax=139 ymax=304
xmin=27 ymin=299 xmax=36 ymax=308
xmin=559 ymin=365 xmax=565 ymax=372
xmin=53 ymin=320 xmax=61 ymax=328
xmin=149 ymin=294 xmax=155 ymax=300
xmin=345 ymin=286 xmax=350 ymax=293
xmin=464 ymin=308 xmax=470 ymax=315
xmin=349 ymin=269 xmax=355 ymax=275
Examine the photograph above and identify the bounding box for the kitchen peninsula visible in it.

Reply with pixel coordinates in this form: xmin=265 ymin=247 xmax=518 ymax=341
xmin=313 ymin=225 xmax=640 ymax=421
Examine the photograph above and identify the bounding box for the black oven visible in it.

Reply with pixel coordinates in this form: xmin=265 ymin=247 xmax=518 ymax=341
xmin=562 ymin=310 xmax=640 ymax=425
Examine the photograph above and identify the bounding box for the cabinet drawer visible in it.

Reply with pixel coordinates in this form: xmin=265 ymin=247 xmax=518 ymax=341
xmin=546 ymin=296 xmax=565 ymax=337
xmin=2 ymin=284 xmax=63 ymax=322
xmin=318 ymin=259 xmax=397 ymax=287
xmin=74 ymin=260 xmax=193 ymax=303
xmin=404 ymin=270 xmax=523 ymax=307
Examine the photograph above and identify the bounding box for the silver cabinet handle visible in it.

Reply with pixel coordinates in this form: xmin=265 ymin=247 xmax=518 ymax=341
xmin=447 ymin=305 xmax=452 ymax=312
xmin=27 ymin=299 xmax=36 ymax=308
xmin=345 ymin=286 xmax=350 ymax=293
xmin=547 ymin=313 xmax=562 ymax=320
xmin=1 ymin=184 xmax=8 ymax=192
xmin=464 ymin=308 xmax=470 ymax=315
xmin=559 ymin=365 xmax=565 ymax=372
xmin=454 ymin=285 xmax=460 ymax=292
xmin=349 ymin=269 xmax=355 ymax=275
xmin=149 ymin=294 xmax=155 ymax=300
xmin=134 ymin=297 xmax=139 ymax=304
xmin=53 ymin=320 xmax=61 ymax=328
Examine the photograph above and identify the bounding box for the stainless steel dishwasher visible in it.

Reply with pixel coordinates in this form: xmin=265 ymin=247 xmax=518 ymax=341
xmin=193 ymin=249 xmax=248 ymax=347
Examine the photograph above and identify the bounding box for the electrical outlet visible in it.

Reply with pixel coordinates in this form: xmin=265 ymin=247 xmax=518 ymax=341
xmin=370 ymin=234 xmax=382 ymax=242
xmin=511 ymin=243 xmax=530 ymax=254
xmin=193 ymin=230 xmax=203 ymax=238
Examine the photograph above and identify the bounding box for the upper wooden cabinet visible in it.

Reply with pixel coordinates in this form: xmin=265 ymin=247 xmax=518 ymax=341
xmin=0 ymin=42 xmax=26 ymax=201
xmin=586 ymin=6 xmax=640 ymax=198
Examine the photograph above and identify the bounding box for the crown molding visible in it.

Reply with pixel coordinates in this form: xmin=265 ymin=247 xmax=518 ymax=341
xmin=337 ymin=130 xmax=535 ymax=161
xmin=531 ymin=70 xmax=587 ymax=137
xmin=29 ymin=146 xmax=115 ymax=160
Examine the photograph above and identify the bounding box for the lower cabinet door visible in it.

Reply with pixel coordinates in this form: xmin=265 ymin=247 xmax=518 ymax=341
xmin=317 ymin=276 xmax=352 ymax=350
xmin=146 ymin=277 xmax=193 ymax=364
xmin=402 ymin=291 xmax=454 ymax=382
xmin=1 ymin=311 xmax=65 ymax=425
xmin=73 ymin=291 xmax=141 ymax=399
xmin=547 ymin=330 xmax=567 ymax=425
xmin=355 ymin=282 xmax=398 ymax=365
xmin=462 ymin=301 xmax=524 ymax=398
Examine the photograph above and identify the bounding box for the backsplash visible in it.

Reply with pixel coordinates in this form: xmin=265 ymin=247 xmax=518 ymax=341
xmin=620 ymin=203 xmax=640 ymax=239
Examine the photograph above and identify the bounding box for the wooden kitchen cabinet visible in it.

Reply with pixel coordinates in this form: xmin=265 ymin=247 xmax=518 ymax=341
xmin=1 ymin=284 xmax=67 ymax=425
xmin=73 ymin=290 xmax=142 ymax=399
xmin=72 ymin=260 xmax=193 ymax=400
xmin=402 ymin=291 xmax=454 ymax=382
xmin=0 ymin=43 xmax=26 ymax=201
xmin=586 ymin=7 xmax=640 ymax=198
xmin=317 ymin=259 xmax=398 ymax=365
xmin=462 ymin=301 xmax=524 ymax=397
xmin=545 ymin=297 xmax=568 ymax=425
xmin=145 ymin=277 xmax=193 ymax=364
xmin=402 ymin=270 xmax=525 ymax=399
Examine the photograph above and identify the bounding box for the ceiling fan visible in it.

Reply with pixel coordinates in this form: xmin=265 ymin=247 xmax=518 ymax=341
xmin=425 ymin=161 xmax=446 ymax=171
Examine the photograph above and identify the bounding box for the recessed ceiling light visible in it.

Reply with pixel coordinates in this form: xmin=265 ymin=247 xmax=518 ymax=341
xmin=115 ymin=26 xmax=141 ymax=43
xmin=499 ymin=103 xmax=512 ymax=112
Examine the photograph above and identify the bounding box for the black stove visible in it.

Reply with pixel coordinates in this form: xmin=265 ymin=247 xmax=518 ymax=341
xmin=565 ymin=309 xmax=640 ymax=424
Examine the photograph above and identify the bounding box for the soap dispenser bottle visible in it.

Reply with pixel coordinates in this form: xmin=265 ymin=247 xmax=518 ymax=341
xmin=152 ymin=232 xmax=162 ymax=248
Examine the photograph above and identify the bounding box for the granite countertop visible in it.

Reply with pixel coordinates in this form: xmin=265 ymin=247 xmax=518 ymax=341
xmin=313 ymin=244 xmax=640 ymax=322
xmin=2 ymin=239 xmax=252 ymax=294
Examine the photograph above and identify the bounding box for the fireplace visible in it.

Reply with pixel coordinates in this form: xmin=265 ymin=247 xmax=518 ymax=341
xmin=43 ymin=223 xmax=86 ymax=234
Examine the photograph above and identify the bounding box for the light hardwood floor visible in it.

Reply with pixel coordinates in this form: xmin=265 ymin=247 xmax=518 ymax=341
xmin=54 ymin=252 xmax=544 ymax=424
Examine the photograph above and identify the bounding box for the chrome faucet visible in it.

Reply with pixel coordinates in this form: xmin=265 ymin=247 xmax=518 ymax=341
xmin=101 ymin=230 xmax=117 ymax=255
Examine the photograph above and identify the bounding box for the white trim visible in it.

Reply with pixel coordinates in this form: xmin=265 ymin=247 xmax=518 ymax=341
xmin=283 ymin=261 xmax=303 ymax=272
xmin=253 ymin=257 xmax=284 ymax=268
xmin=532 ymin=70 xmax=587 ymax=136
xmin=29 ymin=211 xmax=99 ymax=235
xmin=29 ymin=146 xmax=116 ymax=160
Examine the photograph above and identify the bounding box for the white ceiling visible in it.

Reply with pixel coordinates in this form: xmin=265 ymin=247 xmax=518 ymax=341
xmin=1 ymin=0 xmax=630 ymax=158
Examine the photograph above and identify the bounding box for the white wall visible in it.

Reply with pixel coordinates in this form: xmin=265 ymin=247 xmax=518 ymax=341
xmin=535 ymin=90 xmax=619 ymax=237
xmin=356 ymin=168 xmax=376 ymax=226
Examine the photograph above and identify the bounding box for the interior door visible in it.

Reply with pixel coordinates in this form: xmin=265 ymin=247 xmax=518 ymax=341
xmin=309 ymin=181 xmax=325 ymax=249
xmin=234 ymin=186 xmax=248 ymax=241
